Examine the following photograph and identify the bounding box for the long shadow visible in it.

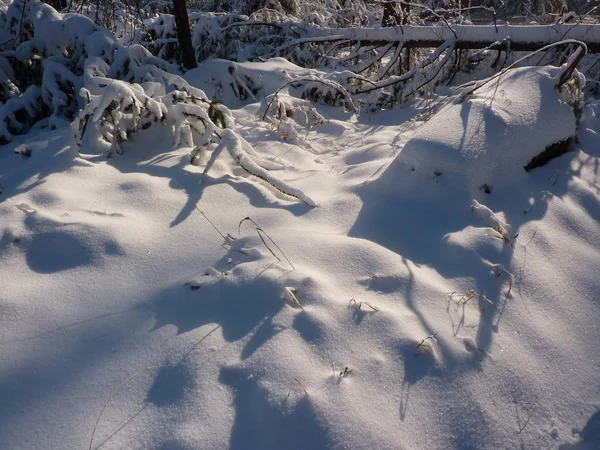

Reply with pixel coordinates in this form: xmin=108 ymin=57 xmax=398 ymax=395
xmin=560 ymin=409 xmax=600 ymax=450
xmin=0 ymin=128 xmax=88 ymax=203
xmin=110 ymin=140 xmax=312 ymax=229
xmin=0 ymin=124 xmax=311 ymax=230
xmin=151 ymin=252 xmax=286 ymax=359
xmin=0 ymin=305 xmax=150 ymax=449
xmin=219 ymin=365 xmax=334 ymax=450
xmin=155 ymin=440 xmax=191 ymax=450
xmin=17 ymin=211 xmax=125 ymax=274
xmin=398 ymin=339 xmax=441 ymax=421
xmin=349 ymin=87 xmax=576 ymax=359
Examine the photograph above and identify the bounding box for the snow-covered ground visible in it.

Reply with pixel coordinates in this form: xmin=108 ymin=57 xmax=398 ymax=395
xmin=1 ymin=58 xmax=599 ymax=450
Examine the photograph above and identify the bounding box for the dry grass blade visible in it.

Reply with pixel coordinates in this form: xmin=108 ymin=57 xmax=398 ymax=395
xmin=170 ymin=177 xmax=231 ymax=247
xmin=349 ymin=298 xmax=378 ymax=312
xmin=339 ymin=366 xmax=352 ymax=378
xmin=293 ymin=377 xmax=308 ymax=396
xmin=415 ymin=332 xmax=438 ymax=356
xmin=238 ymin=216 xmax=295 ymax=270
xmin=88 ymin=325 xmax=221 ymax=450
xmin=238 ymin=216 xmax=260 ymax=235
xmin=518 ymin=412 xmax=532 ymax=434
xmin=524 ymin=230 xmax=538 ymax=248
xmin=416 ymin=332 xmax=438 ymax=349
xmin=256 ymin=228 xmax=285 ymax=264
xmin=88 ymin=365 xmax=167 ymax=450
xmin=359 ymin=302 xmax=378 ymax=312
xmin=284 ymin=287 xmax=303 ymax=310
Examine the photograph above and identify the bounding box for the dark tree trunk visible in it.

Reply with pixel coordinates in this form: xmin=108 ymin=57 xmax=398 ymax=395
xmin=382 ymin=1 xmax=410 ymax=27
xmin=382 ymin=2 xmax=400 ymax=26
xmin=172 ymin=0 xmax=197 ymax=70
xmin=43 ymin=0 xmax=68 ymax=11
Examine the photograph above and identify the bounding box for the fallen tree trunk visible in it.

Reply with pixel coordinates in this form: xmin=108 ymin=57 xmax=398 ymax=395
xmin=297 ymin=24 xmax=600 ymax=52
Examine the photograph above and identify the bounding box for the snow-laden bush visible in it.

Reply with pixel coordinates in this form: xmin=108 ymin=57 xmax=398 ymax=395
xmin=197 ymin=0 xmax=375 ymax=26
xmin=0 ymin=0 xmax=315 ymax=206
xmin=72 ymin=57 xmax=315 ymax=203
xmin=0 ymin=0 xmax=113 ymax=142
xmin=72 ymin=54 xmax=237 ymax=156
xmin=0 ymin=0 xmax=177 ymax=142
xmin=191 ymin=12 xmax=304 ymax=63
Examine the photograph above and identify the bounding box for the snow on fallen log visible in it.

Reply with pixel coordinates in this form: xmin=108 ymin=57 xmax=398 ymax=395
xmin=372 ymin=65 xmax=581 ymax=199
xmin=298 ymin=24 xmax=600 ymax=52
xmin=203 ymin=129 xmax=317 ymax=207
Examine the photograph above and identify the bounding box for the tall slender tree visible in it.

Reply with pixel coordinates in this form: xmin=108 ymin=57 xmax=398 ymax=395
xmin=172 ymin=0 xmax=197 ymax=69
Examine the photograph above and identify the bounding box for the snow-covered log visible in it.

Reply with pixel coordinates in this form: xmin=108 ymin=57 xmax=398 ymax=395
xmin=295 ymin=24 xmax=600 ymax=52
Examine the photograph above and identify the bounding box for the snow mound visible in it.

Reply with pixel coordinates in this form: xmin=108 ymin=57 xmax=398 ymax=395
xmin=375 ymin=66 xmax=578 ymax=198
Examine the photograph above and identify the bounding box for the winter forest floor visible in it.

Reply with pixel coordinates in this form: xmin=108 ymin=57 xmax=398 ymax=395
xmin=1 ymin=2 xmax=600 ymax=450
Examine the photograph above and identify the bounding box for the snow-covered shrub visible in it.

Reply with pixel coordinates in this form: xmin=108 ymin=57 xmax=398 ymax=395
xmin=198 ymin=0 xmax=375 ymax=25
xmin=294 ymin=77 xmax=357 ymax=110
xmin=144 ymin=0 xmax=377 ymax=65
xmin=72 ymin=59 xmax=167 ymax=155
xmin=61 ymin=0 xmax=153 ymax=45
xmin=0 ymin=86 xmax=45 ymax=144
xmin=0 ymin=0 xmax=176 ymax=143
xmin=145 ymin=10 xmax=303 ymax=64
xmin=70 ymin=48 xmax=242 ymax=156
xmin=145 ymin=13 xmax=179 ymax=61
xmin=0 ymin=1 xmax=111 ymax=138
xmin=262 ymin=94 xmax=325 ymax=129
xmin=191 ymin=13 xmax=300 ymax=63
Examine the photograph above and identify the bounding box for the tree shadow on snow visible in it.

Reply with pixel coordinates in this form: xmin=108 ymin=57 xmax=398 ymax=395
xmin=0 ymin=205 xmax=125 ymax=275
xmin=219 ymin=365 xmax=334 ymax=450
xmin=349 ymin=92 xmax=577 ymax=359
xmin=0 ymin=128 xmax=87 ymax=202
xmin=104 ymin=132 xmax=312 ymax=229
xmin=0 ymin=305 xmax=150 ymax=449
xmin=155 ymin=440 xmax=192 ymax=450
xmin=16 ymin=212 xmax=125 ymax=274
xmin=146 ymin=364 xmax=194 ymax=407
xmin=560 ymin=409 xmax=600 ymax=450
xmin=151 ymin=254 xmax=287 ymax=360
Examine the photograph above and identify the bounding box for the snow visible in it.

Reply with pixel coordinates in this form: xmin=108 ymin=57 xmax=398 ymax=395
xmin=1 ymin=22 xmax=600 ymax=450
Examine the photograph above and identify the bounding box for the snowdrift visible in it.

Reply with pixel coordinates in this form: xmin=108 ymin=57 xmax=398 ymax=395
xmin=374 ymin=66 xmax=580 ymax=200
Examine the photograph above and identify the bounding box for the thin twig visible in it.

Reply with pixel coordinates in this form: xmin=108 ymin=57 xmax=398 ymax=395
xmin=88 ymin=325 xmax=221 ymax=450
xmin=359 ymin=302 xmax=379 ymax=312
xmin=170 ymin=177 xmax=229 ymax=244
xmin=293 ymin=377 xmax=308 ymax=396
xmin=88 ymin=365 xmax=167 ymax=450
xmin=238 ymin=217 xmax=295 ymax=270
xmin=524 ymin=230 xmax=538 ymax=248
xmin=518 ymin=412 xmax=532 ymax=434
